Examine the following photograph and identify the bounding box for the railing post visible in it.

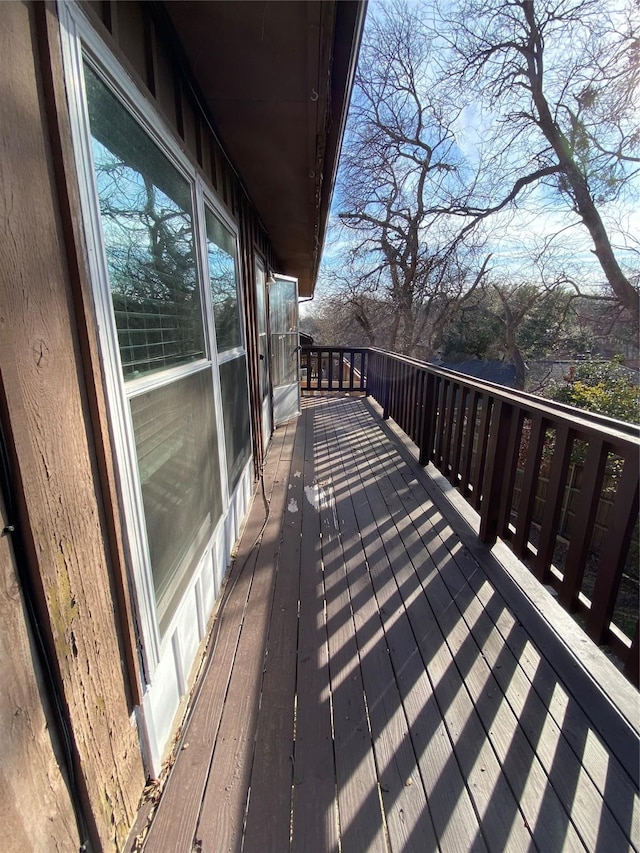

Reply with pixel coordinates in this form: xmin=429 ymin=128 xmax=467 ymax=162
xmin=586 ymin=451 xmax=639 ymax=644
xmin=558 ymin=438 xmax=607 ymax=610
xmin=382 ymin=355 xmax=391 ymax=420
xmin=418 ymin=372 xmax=437 ymax=467
xmin=624 ymin=623 xmax=639 ymax=687
xmin=479 ymin=398 xmax=514 ymax=545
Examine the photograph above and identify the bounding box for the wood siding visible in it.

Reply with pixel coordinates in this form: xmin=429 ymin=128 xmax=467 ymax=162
xmin=0 ymin=458 xmax=80 ymax=852
xmin=1 ymin=3 xmax=145 ymax=849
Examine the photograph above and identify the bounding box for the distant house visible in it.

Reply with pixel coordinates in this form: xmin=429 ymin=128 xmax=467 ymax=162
xmin=434 ymin=358 xmax=518 ymax=388
xmin=0 ymin=2 xmax=364 ymax=850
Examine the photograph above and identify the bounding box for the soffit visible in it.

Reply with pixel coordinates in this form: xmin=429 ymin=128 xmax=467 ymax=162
xmin=164 ymin=0 xmax=364 ymax=296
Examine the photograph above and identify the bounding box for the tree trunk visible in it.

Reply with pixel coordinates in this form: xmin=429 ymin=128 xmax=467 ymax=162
xmin=522 ymin=0 xmax=639 ymax=325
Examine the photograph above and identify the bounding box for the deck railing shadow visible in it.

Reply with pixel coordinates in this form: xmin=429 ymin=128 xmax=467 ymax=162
xmin=307 ymin=394 xmax=637 ymax=851
xmin=302 ymin=346 xmax=640 ymax=684
xmin=140 ymin=394 xmax=638 ymax=852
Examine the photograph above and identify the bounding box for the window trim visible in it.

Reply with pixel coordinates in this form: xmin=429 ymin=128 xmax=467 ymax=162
xmin=199 ymin=187 xmax=254 ymax=490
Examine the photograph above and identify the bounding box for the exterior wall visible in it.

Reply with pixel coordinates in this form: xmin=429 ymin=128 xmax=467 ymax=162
xmin=0 ymin=2 xmax=145 ymax=849
xmin=0 ymin=463 xmax=80 ymax=853
xmin=1 ymin=1 xmax=280 ymax=849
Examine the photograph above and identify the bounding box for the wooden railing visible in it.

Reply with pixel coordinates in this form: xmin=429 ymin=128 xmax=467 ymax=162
xmin=302 ymin=345 xmax=640 ymax=684
xmin=300 ymin=347 xmax=368 ymax=393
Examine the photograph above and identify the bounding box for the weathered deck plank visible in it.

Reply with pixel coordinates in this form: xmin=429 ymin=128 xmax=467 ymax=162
xmin=290 ymin=401 xmax=340 ymax=853
xmin=241 ymin=410 xmax=307 ymax=853
xmin=140 ymin=395 xmax=639 ymax=853
xmin=141 ymin=421 xmax=292 ymax=852
xmin=315 ymin=402 xmax=388 ymax=852
xmin=195 ymin=420 xmax=297 ymax=851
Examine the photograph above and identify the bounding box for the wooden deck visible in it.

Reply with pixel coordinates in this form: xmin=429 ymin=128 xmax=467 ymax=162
xmin=137 ymin=395 xmax=639 ymax=853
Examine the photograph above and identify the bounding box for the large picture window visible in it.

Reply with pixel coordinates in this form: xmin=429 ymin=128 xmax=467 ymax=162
xmin=85 ymin=62 xmax=223 ymax=630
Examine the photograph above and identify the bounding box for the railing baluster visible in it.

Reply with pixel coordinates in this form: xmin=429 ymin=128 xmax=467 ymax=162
xmin=460 ymin=389 xmax=479 ymax=498
xmin=558 ymin=437 xmax=608 ymax=610
xmin=533 ymin=422 xmax=573 ymax=583
xmin=433 ymin=378 xmax=448 ymax=469
xmin=497 ymin=407 xmax=527 ymax=543
xmin=450 ymin=385 xmax=468 ymax=487
xmin=471 ymin=393 xmax=492 ymax=511
xmin=513 ymin=413 xmax=546 ymax=559
xmin=441 ymin=381 xmax=457 ymax=479
xmin=418 ymin=371 xmax=437 ymax=467
xmin=479 ymin=398 xmax=515 ymax=545
xmin=586 ymin=449 xmax=639 ymax=644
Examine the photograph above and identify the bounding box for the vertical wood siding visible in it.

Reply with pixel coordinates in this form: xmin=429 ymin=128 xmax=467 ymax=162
xmin=1 ymin=3 xmax=145 ymax=850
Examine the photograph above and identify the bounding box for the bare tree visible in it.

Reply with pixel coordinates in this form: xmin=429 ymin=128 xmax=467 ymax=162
xmin=439 ymin=0 xmax=639 ymax=322
xmin=334 ymin=0 xmax=492 ymax=357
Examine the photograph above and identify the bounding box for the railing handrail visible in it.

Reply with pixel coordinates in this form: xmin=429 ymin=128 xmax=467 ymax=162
xmin=366 ymin=347 xmax=640 ymax=443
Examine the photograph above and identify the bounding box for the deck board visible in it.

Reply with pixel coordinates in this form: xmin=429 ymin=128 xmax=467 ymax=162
xmin=140 ymin=395 xmax=639 ymax=853
xmin=316 ymin=402 xmax=388 ymax=852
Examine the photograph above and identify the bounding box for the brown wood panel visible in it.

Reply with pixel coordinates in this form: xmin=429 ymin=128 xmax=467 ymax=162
xmin=113 ymin=1 xmax=147 ymax=85
xmin=149 ymin=19 xmax=178 ymax=128
xmin=181 ymin=87 xmax=198 ymax=156
xmin=1 ymin=5 xmax=145 ymax=850
xmin=0 ymin=475 xmax=80 ymax=852
xmin=37 ymin=0 xmax=143 ymax=703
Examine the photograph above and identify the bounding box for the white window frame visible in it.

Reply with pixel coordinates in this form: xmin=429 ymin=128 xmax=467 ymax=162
xmin=59 ymin=1 xmax=245 ymax=674
xmin=199 ymin=187 xmax=254 ymax=492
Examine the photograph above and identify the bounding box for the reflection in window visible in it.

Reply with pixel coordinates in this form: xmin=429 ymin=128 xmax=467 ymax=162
xmin=205 ymin=207 xmax=242 ymax=351
xmin=130 ymin=368 xmax=222 ymax=630
xmin=220 ymin=356 xmax=251 ymax=490
xmin=270 ymin=278 xmax=298 ymax=387
xmin=85 ymin=63 xmax=204 ymax=379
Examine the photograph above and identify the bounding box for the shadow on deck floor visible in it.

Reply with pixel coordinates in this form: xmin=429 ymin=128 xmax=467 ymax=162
xmin=135 ymin=395 xmax=639 ymax=853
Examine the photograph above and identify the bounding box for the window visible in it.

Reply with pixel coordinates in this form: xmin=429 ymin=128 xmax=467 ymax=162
xmin=206 ymin=207 xmax=242 ymax=352
xmin=84 ymin=62 xmax=223 ymax=630
xmin=85 ymin=64 xmax=204 ymax=379
xmin=130 ymin=370 xmax=222 ymax=629
xmin=219 ymin=355 xmax=251 ymax=490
